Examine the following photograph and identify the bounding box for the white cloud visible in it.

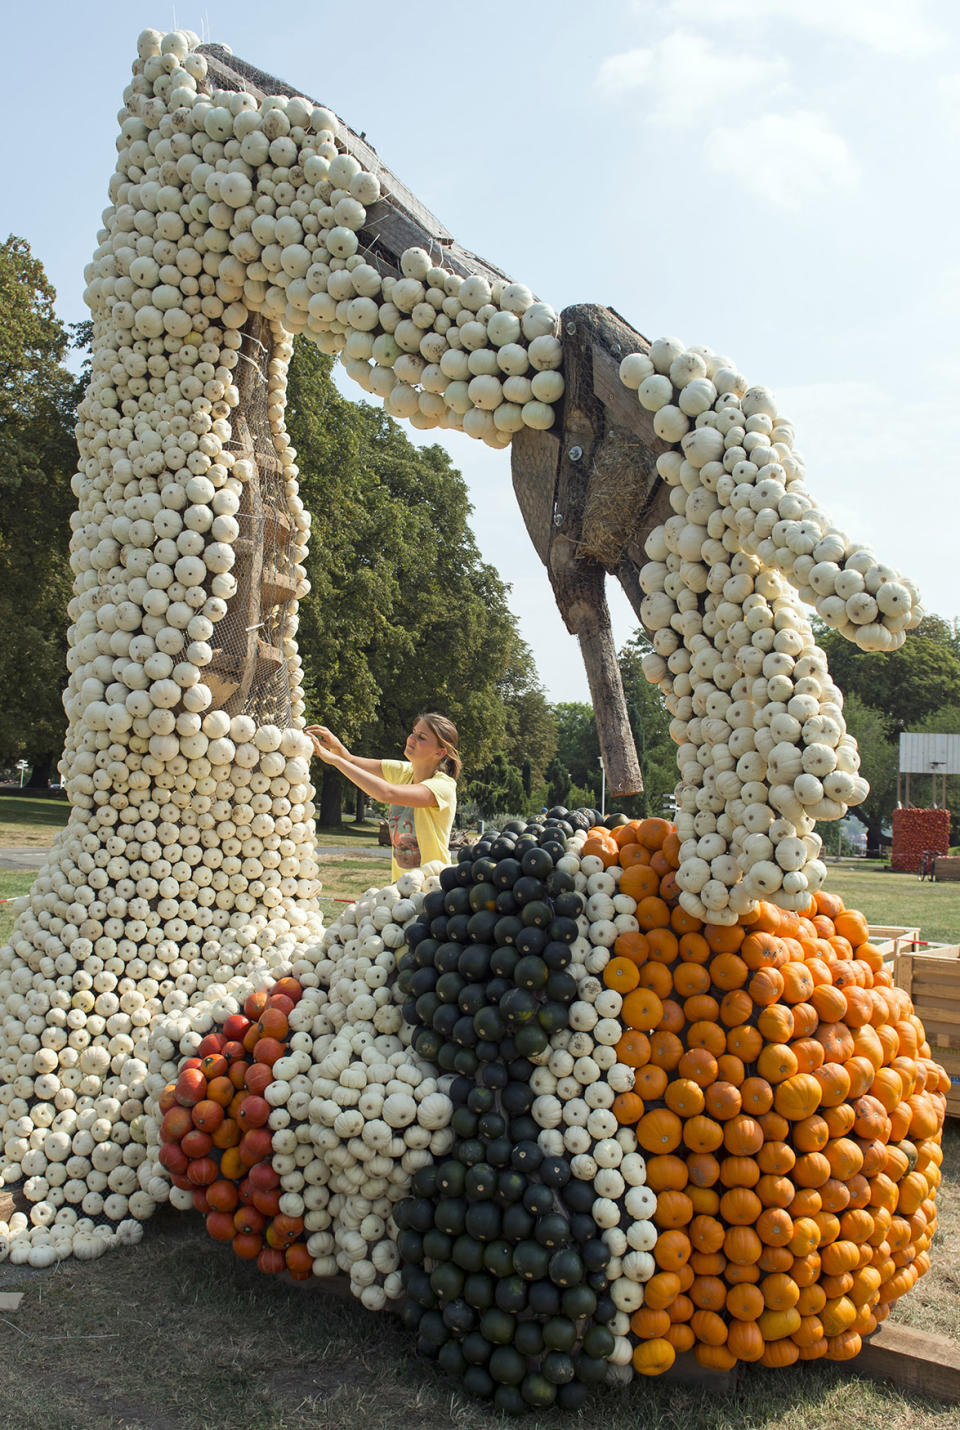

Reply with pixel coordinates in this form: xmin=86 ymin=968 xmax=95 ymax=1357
xmin=662 ymin=0 xmax=942 ymax=57
xmin=596 ymin=29 xmax=788 ymax=127
xmin=704 ymin=110 xmax=857 ymax=209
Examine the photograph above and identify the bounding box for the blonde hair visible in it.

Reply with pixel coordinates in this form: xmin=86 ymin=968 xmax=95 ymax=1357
xmin=418 ymin=712 xmax=461 ymax=780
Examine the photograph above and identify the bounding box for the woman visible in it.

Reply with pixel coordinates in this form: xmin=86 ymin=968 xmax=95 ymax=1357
xmin=306 ymin=713 xmax=460 ymax=878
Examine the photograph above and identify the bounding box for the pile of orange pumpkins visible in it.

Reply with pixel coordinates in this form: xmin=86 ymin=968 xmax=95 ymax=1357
xmin=581 ymin=818 xmax=947 ymax=1373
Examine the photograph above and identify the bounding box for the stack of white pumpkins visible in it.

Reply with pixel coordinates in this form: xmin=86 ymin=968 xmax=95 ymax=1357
xmin=142 ymin=868 xmax=454 ymax=1308
xmin=619 ymin=339 xmax=922 ymax=923
xmin=85 ymin=29 xmax=564 ymax=451
xmin=0 ymin=21 xmax=567 ymax=1266
xmin=525 ymin=844 xmax=659 ymax=1376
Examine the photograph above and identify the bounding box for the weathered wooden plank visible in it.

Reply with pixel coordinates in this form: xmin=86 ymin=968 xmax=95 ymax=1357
xmin=510 ymin=428 xmax=560 ymax=566
xmin=855 ymin=1321 xmax=960 ymax=1403
xmin=912 ymin=968 xmax=960 ymax=987
xmin=911 ymin=1006 xmax=960 ymax=1031
xmin=544 ymin=306 xmax=645 ymax=796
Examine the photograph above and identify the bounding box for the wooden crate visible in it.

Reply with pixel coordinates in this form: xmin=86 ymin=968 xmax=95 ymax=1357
xmin=869 ymin=925 xmax=922 ymax=978
xmin=894 ymin=949 xmax=960 ymax=1117
xmin=934 ymin=855 xmax=960 ymax=881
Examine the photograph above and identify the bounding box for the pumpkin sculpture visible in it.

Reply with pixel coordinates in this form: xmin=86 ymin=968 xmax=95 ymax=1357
xmin=154 ymin=810 xmax=946 ymax=1410
xmin=0 ymin=22 xmax=947 ymax=1411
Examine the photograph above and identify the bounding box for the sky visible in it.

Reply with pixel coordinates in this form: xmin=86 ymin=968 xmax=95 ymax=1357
xmin=3 ymin=0 xmax=958 ymax=704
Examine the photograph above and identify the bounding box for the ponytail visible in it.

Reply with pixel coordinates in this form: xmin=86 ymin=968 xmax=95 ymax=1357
xmin=418 ymin=712 xmax=461 ymax=780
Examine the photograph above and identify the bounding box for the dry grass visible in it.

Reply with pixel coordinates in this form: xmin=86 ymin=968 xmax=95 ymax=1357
xmin=0 ymin=1129 xmax=956 ymax=1430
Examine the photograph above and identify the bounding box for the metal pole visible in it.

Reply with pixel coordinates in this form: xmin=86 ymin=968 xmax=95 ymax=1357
xmin=599 ymin=758 xmax=606 ymax=816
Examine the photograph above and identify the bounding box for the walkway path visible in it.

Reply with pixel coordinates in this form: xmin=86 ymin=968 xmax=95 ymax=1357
xmin=0 ymin=847 xmax=48 ymax=872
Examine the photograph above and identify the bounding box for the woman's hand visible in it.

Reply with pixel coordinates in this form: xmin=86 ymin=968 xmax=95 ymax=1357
xmin=305 ymin=725 xmax=349 ymax=761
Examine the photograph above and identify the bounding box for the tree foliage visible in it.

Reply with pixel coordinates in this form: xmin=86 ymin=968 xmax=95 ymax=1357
xmin=286 ymin=340 xmax=550 ymax=823
xmin=552 ymin=703 xmax=601 ymax=795
xmin=818 ymin=616 xmax=960 ymax=736
xmin=618 ymin=631 xmax=680 ymax=818
xmin=817 ymin=618 xmax=960 ymax=850
xmin=0 ymin=237 xmax=81 ymax=778
xmin=838 ymin=693 xmax=898 ymax=851
xmin=912 ymin=702 xmax=960 ymax=846
xmin=466 ymin=753 xmax=526 ymax=820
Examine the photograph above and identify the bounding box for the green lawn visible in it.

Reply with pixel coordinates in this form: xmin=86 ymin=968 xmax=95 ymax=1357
xmin=0 ymin=791 xmax=70 ymax=846
xmin=315 ymin=817 xmax=385 ymax=850
xmin=0 ymin=870 xmax=35 ymax=945
xmin=824 ymin=866 xmax=960 ymax=946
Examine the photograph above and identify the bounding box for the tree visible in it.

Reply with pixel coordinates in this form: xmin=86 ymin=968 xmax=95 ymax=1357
xmin=287 ymin=339 xmax=548 ymax=825
xmin=552 ymin=703 xmax=601 ymax=794
xmin=502 ymin=680 xmax=557 ymax=790
xmin=817 ymin=616 xmax=960 ymax=736
xmin=816 ymin=617 xmax=960 ymax=851
xmin=838 ymin=694 xmax=899 ymax=854
xmin=285 ymin=341 xmax=411 ymax=823
xmin=354 ymin=425 xmax=531 ymax=792
xmin=0 ymin=237 xmax=81 ymax=782
xmin=545 ymin=756 xmax=572 ymax=808
xmin=913 ymin=703 xmax=960 ymax=846
xmin=467 ymin=753 xmax=526 ymax=820
xmin=618 ymin=631 xmax=680 ymax=818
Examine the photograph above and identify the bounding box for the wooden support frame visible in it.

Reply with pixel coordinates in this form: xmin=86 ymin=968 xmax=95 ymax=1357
xmin=853 ymin=1322 xmax=960 ymax=1403
xmin=197 ymin=46 xmax=681 ymax=795
xmin=511 ymin=304 xmax=674 ymax=795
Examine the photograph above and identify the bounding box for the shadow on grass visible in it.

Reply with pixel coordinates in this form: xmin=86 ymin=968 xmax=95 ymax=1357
xmin=0 ymin=1193 xmax=958 ymax=1430
xmin=0 ymin=792 xmax=70 ymax=830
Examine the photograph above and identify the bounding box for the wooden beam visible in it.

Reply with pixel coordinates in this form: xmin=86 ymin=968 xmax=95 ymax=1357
xmin=853 ymin=1321 xmax=960 ymax=1403
xmin=510 ymin=306 xmax=650 ymax=797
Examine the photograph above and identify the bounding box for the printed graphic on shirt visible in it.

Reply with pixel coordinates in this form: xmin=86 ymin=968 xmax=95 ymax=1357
xmin=387 ymin=804 xmax=420 ymax=869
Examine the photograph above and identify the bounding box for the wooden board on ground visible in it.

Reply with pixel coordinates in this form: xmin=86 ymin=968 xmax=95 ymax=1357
xmin=934 ymin=856 xmax=960 ymax=881
xmin=895 ymin=950 xmax=960 ymax=1116
xmin=856 ymin=1321 xmax=960 ymax=1403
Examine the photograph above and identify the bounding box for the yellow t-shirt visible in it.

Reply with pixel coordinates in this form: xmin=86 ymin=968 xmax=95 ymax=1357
xmin=381 ymin=759 xmax=457 ymax=880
